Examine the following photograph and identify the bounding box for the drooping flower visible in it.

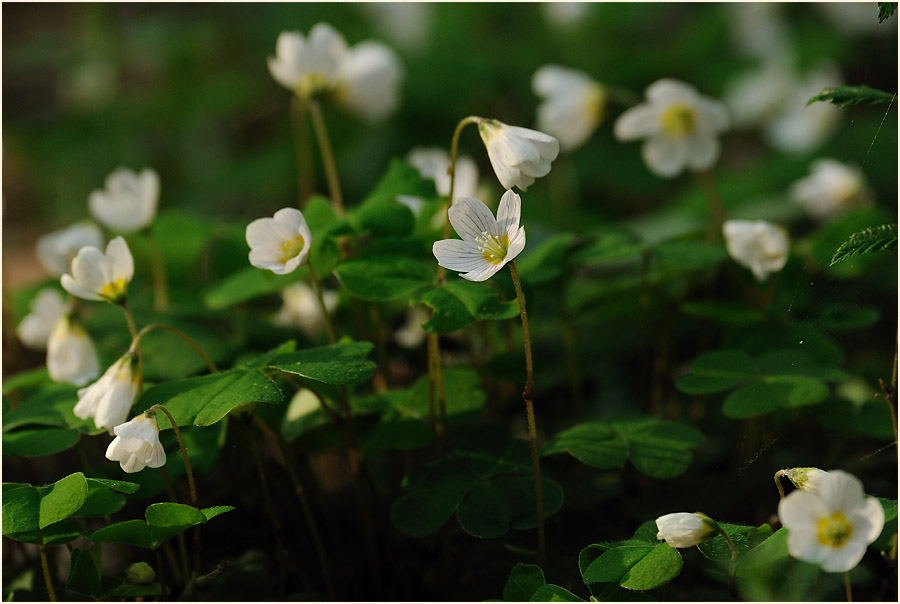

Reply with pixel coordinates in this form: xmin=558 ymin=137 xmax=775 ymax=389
xmin=335 ymin=41 xmax=404 ymax=122
xmin=268 ymin=24 xmax=347 ymax=98
xmin=722 ymin=220 xmax=789 ymax=282
xmin=245 ymin=208 xmax=312 ymax=275
xmin=406 ymin=147 xmax=479 ymax=202
xmin=614 ymin=79 xmax=729 ymax=178
xmin=273 ymin=282 xmax=339 ymax=336
xmin=105 ymin=412 xmax=166 ymax=473
xmin=89 ymin=167 xmax=160 ymax=232
xmin=17 ymin=288 xmax=67 ymax=350
xmin=36 ymin=221 xmax=104 ymax=277
xmin=61 ymin=236 xmax=134 ymax=304
xmin=778 ymin=470 xmax=885 ymax=572
xmin=433 ymin=190 xmax=526 ymax=282
xmin=477 ymin=119 xmax=560 ymax=191
xmin=74 ymin=352 xmax=140 ymax=433
xmin=47 ymin=313 xmax=101 ymax=386
xmin=790 ymin=159 xmax=873 ymax=220
xmin=656 ymin=512 xmax=718 ymax=548
xmin=532 ymin=65 xmax=606 ymax=151
xmin=785 ymin=467 xmax=831 ymax=495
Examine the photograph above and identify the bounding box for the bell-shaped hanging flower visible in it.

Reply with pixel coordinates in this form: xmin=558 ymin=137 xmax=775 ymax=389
xmin=335 ymin=41 xmax=404 ymax=122
xmin=89 ymin=167 xmax=160 ymax=233
xmin=614 ymin=78 xmax=729 ymax=178
xmin=246 ymin=208 xmax=312 ymax=275
xmin=268 ymin=23 xmax=348 ymax=98
xmin=532 ymin=64 xmax=606 ymax=151
xmin=778 ymin=470 xmax=884 ymax=573
xmin=61 ymin=236 xmax=134 ymax=304
xmin=785 ymin=467 xmax=831 ymax=495
xmin=105 ymin=412 xmax=167 ymax=473
xmin=790 ymin=159 xmax=873 ymax=221
xmin=478 ymin=119 xmax=559 ymax=191
xmin=433 ymin=190 xmax=526 ymax=282
xmin=74 ymin=352 xmax=140 ymax=433
xmin=273 ymin=282 xmax=339 ymax=335
xmin=722 ymin=220 xmax=789 ymax=282
xmin=655 ymin=512 xmax=718 ymax=548
xmin=17 ymin=288 xmax=67 ymax=351
xmin=47 ymin=313 xmax=101 ymax=386
xmin=36 ymin=221 xmax=104 ymax=277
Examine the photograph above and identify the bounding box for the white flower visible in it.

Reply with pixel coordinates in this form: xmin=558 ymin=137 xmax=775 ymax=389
xmin=273 ymin=282 xmax=339 ymax=336
xmin=656 ymin=512 xmax=717 ymax=548
xmin=542 ymin=2 xmax=591 ymax=30
xmin=46 ymin=314 xmax=100 ymax=386
xmin=765 ymin=64 xmax=841 ymax=153
xmin=722 ymin=220 xmax=789 ymax=282
xmin=74 ymin=352 xmax=139 ymax=434
xmin=335 ymin=41 xmax=404 ymax=122
xmin=726 ymin=3 xmax=790 ymax=60
xmin=245 ymin=208 xmax=312 ymax=275
xmin=778 ymin=470 xmax=885 ymax=573
xmin=724 ymin=60 xmax=794 ymax=129
xmin=790 ymin=159 xmax=873 ymax=220
xmin=478 ymin=120 xmax=559 ymax=191
xmin=532 ymin=65 xmax=606 ymax=152
xmin=88 ymin=167 xmax=160 ymax=232
xmin=61 ymin=236 xmax=134 ymax=304
xmin=786 ymin=467 xmax=831 ymax=495
xmin=36 ymin=221 xmax=104 ymax=277
xmin=16 ymin=288 xmax=66 ymax=350
xmin=361 ymin=2 xmax=432 ymax=54
xmin=614 ymin=79 xmax=729 ymax=178
xmin=105 ymin=412 xmax=166 ymax=473
xmin=406 ymin=147 xmax=479 ymax=202
xmin=433 ymin=190 xmax=526 ymax=282
xmin=267 ymin=24 xmax=347 ymax=98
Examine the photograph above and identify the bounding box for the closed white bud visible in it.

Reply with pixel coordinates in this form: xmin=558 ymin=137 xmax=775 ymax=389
xmin=655 ymin=512 xmax=717 ymax=548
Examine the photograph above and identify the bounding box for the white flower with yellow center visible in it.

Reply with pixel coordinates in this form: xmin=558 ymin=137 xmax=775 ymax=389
xmin=36 ymin=221 xmax=104 ymax=277
xmin=778 ymin=470 xmax=884 ymax=573
xmin=614 ymin=79 xmax=729 ymax=178
xmin=433 ymin=190 xmax=526 ymax=282
xmin=17 ymin=288 xmax=67 ymax=351
xmin=273 ymin=282 xmax=339 ymax=335
xmin=268 ymin=24 xmax=347 ymax=99
xmin=532 ymin=65 xmax=606 ymax=152
xmin=656 ymin=512 xmax=717 ymax=548
xmin=74 ymin=352 xmax=140 ymax=433
xmin=89 ymin=167 xmax=160 ymax=232
xmin=334 ymin=41 xmax=404 ymax=122
xmin=61 ymin=236 xmax=134 ymax=304
xmin=106 ymin=412 xmax=166 ymax=473
xmin=722 ymin=220 xmax=789 ymax=282
xmin=246 ymin=208 xmax=312 ymax=275
xmin=478 ymin=119 xmax=559 ymax=191
xmin=790 ymin=159 xmax=873 ymax=221
xmin=47 ymin=313 xmax=100 ymax=386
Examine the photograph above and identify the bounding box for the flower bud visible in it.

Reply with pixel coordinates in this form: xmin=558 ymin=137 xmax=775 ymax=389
xmin=125 ymin=561 xmax=156 ymax=585
xmin=655 ymin=512 xmax=717 ymax=548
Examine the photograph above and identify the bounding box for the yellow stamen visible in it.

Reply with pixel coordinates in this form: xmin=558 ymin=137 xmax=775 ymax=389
xmin=584 ymin=84 xmax=607 ymax=124
xmin=817 ymin=512 xmax=853 ymax=547
xmin=280 ymin=235 xmax=306 ymax=264
xmin=100 ymin=278 xmax=127 ymax=303
xmin=660 ymin=102 xmax=697 ymax=137
xmin=296 ymin=73 xmax=329 ymax=98
xmin=475 ymin=232 xmax=510 ymax=265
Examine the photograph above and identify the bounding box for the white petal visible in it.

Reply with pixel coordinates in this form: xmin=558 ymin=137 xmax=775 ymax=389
xmin=646 ymin=78 xmax=698 ymax=105
xmin=496 ymin=190 xmax=522 ymax=241
xmin=532 ymin=64 xmax=595 ymax=99
xmin=817 ymin=470 xmax=865 ymax=514
xmin=337 ymin=41 xmax=403 ymax=122
xmin=686 ymin=135 xmax=720 ymax=171
xmin=820 ymin=542 xmax=867 ymax=573
xmin=61 ymin=275 xmax=101 ymax=301
xmin=854 ymin=497 xmax=886 ymax=543
xmin=505 ymin=226 xmax=527 ymax=262
xmin=448 ymin=197 xmax=500 ymax=241
xmin=778 ymin=490 xmax=829 ymax=531
xmin=614 ymin=104 xmax=660 ymax=141
xmin=106 ymin=237 xmax=134 ymax=284
xmin=433 ymin=239 xmax=487 ymax=273
xmin=642 ymin=136 xmax=689 ymax=178
xmin=461 ymin=261 xmax=506 ymax=282
xmin=695 ymin=98 xmax=730 ymax=133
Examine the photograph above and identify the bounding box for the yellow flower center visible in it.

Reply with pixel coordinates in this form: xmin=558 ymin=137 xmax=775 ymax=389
xmin=660 ymin=102 xmax=697 ymax=137
xmin=296 ymin=72 xmax=330 ymax=98
xmin=817 ymin=512 xmax=853 ymax=548
xmin=99 ymin=278 xmax=127 ymax=304
xmin=280 ymin=236 xmax=306 ymax=264
xmin=584 ymin=84 xmax=607 ymax=124
xmin=475 ymin=232 xmax=510 ymax=265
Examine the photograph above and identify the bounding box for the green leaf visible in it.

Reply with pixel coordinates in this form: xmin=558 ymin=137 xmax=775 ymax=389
xmin=75 ymin=484 xmax=127 ymax=518
xmin=201 ymin=506 xmax=235 ymax=522
xmin=6 ymin=519 xmax=84 ymax=546
xmin=38 ymin=473 xmax=89 ymax=529
xmin=809 ymin=85 xmax=896 ymax=108
xmin=350 ymin=199 xmax=415 ymax=239
xmin=359 ymin=158 xmax=436 ymax=205
xmin=456 ymin=475 xmax=563 ymax=538
xmin=573 ymin=230 xmax=645 ymax=264
xmin=653 ymin=239 xmax=725 ymax=270
xmin=3 ymin=427 xmax=82 ymax=457
xmin=84 ymin=478 xmax=140 ymax=495
xmin=541 ymin=415 xmax=703 ymax=479
xmin=407 ymin=367 xmax=487 ymax=427
xmin=89 ymin=519 xmax=156 ymax=548
xmin=735 ymin=527 xmax=789 ymax=578
xmin=2 ymin=403 xmax=68 ymax=431
xmin=2 ymin=367 xmax=50 ymax=395
xmin=873 ymin=498 xmax=898 ymax=550
xmin=502 ymin=563 xmax=546 ymax=602
xmin=516 ymin=233 xmax=577 ymax=285
xmin=90 ymin=502 xmax=232 ymax=548
xmin=150 ymin=210 xmax=214 ymax=282
xmin=202 ymin=264 xmax=304 ymax=310
xmin=2 ymin=484 xmax=40 ymax=535
xmin=680 ymin=301 xmax=765 ymax=326
xmin=531 ymin=585 xmax=585 ymax=602
xmin=354 ymin=390 xmax=433 ymax=455
xmin=412 ymin=279 xmax=518 ymax=334
xmin=269 ymin=341 xmax=376 ymax=386
xmin=137 ymin=368 xmax=283 ymax=427
xmin=697 ymin=522 xmax=772 ymax=562
xmin=334 ymin=256 xmax=432 ymax=302
xmin=830 ymin=224 xmax=897 ymax=266
xmin=878 ymin=2 xmax=897 ymax=22
xmin=582 ymin=542 xmax=682 ymax=591
xmin=390 ymin=460 xmax=477 ymax=537
xmin=65 ymin=545 xmax=103 ymax=597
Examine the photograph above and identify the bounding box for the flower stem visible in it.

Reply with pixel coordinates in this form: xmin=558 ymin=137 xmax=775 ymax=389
xmin=161 ymin=466 xmax=190 ymax=584
xmin=307 ymin=263 xmax=336 ymax=345
xmin=308 ymin=99 xmax=345 ymax=217
xmin=122 ymin=303 xmax=144 ymax=395
xmin=291 ymin=95 xmax=316 ymax=208
xmin=155 ymin=547 xmax=169 ymax=600
xmin=715 ymin=524 xmax=739 ymax=595
xmin=135 ymin=323 xmax=219 ymax=374
xmin=774 ymin=469 xmax=788 ymax=500
xmin=38 ymin=531 xmax=57 ymax=602
xmin=428 ymin=332 xmax=449 ymax=453
xmin=144 ymin=228 xmax=170 ymax=313
xmin=694 ymin=170 xmax=725 ymax=243
xmin=844 ymin=571 xmax=853 ymax=602
xmin=439 ymin=115 xmax=482 ymax=282
xmin=508 ymin=261 xmax=545 ymax=568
